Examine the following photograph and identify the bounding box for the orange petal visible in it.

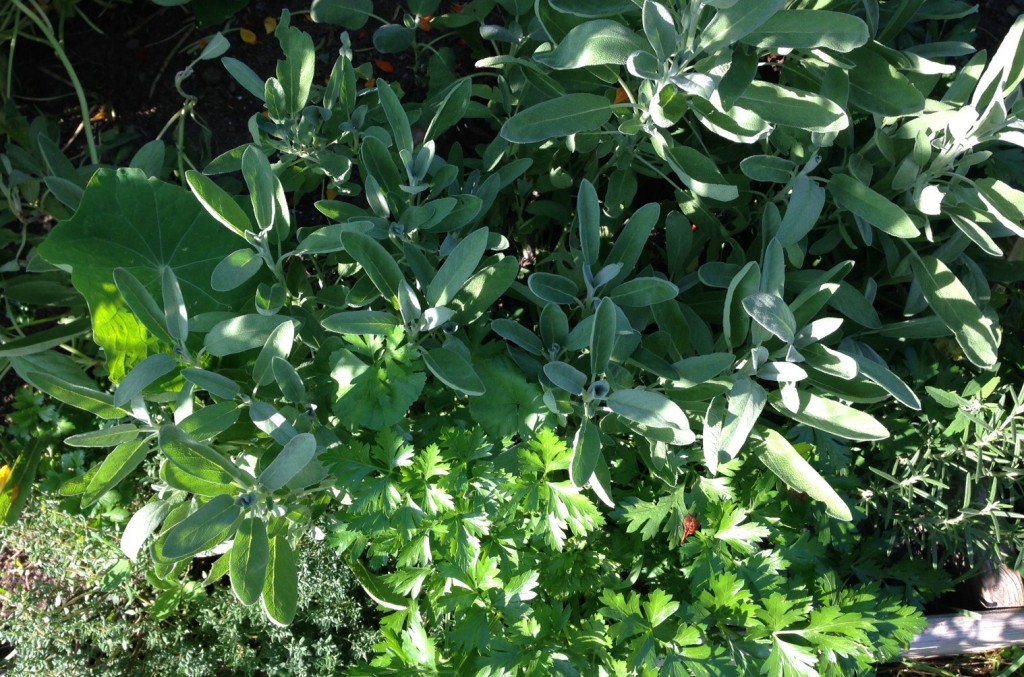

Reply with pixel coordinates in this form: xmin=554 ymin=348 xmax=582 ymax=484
xmin=264 ymin=17 xmax=278 ymax=34
xmin=364 ymin=77 xmax=377 ymax=89
xmin=240 ymin=28 xmax=258 ymax=45
xmin=418 ymin=15 xmax=434 ymax=31
xmin=451 ymin=3 xmax=464 ymax=12
xmin=374 ymin=59 xmax=395 ymax=74
xmin=326 ymin=187 xmax=338 ymax=200
xmin=613 ymin=87 xmax=629 ymax=104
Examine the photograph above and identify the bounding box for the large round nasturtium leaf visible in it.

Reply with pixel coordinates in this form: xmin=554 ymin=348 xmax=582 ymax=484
xmin=38 ymin=168 xmax=257 ymax=381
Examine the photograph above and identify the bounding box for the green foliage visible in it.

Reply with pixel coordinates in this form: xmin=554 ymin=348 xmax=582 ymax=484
xmin=861 ymin=370 xmax=1024 ymax=570
xmin=7 ymin=0 xmax=1024 ymax=673
xmin=0 ymin=504 xmax=378 ymax=676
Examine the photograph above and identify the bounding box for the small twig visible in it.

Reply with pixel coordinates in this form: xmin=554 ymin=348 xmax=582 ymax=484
xmin=148 ymin=23 xmax=196 ymax=100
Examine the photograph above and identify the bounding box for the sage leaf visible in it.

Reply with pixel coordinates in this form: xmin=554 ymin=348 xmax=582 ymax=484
xmin=272 ymin=357 xmax=307 ymax=404
xmin=373 ymin=24 xmax=415 ymax=54
xmin=65 ymin=424 xmax=142 ymax=448
xmin=650 ymin=134 xmax=739 ymax=201
xmin=349 ymin=559 xmax=408 ymax=611
xmin=205 ymin=315 xmax=293 ymax=357
xmin=341 ymin=231 xmax=403 ymax=301
xmin=701 ymin=0 xmax=787 ymax=55
xmin=259 ymin=433 xmax=317 ymax=492
xmin=113 ymin=268 xmax=174 ymax=345
xmin=82 ymin=439 xmax=150 ymax=507
xmin=736 ymin=81 xmax=847 ymax=133
xmin=275 ymin=19 xmax=315 ymax=114
xmin=543 ymin=361 xmax=587 ymax=396
xmin=742 ymin=293 xmax=797 ymax=344
xmin=703 ymin=397 xmax=726 ymax=474
xmin=534 ymin=20 xmax=646 ymax=69
xmin=909 ymin=254 xmax=998 ymax=368
xmin=590 ymin=297 xmax=617 ymax=377
xmin=606 ymin=388 xmax=691 ymax=437
xmin=529 ymin=272 xmax=580 ymax=306
xmin=642 ymin=1 xmax=678 ymax=61
xmin=182 ymin=368 xmax=241 ymax=399
xmin=252 ymin=321 xmax=295 ymax=387
xmin=221 ymin=57 xmax=267 ymax=101
xmin=376 ymin=80 xmax=414 ymax=155
xmin=24 ymin=371 xmax=128 ymax=420
xmin=755 ymin=428 xmax=852 ymax=521
xmin=723 ymin=261 xmax=761 ymax=348
xmin=422 ymin=347 xmax=486 ymax=396
xmin=673 ymin=353 xmax=736 ymax=388
xmin=828 ymin=174 xmax=920 ymax=239
xmin=157 ymin=494 xmax=242 ymax=562
xmin=211 ymin=249 xmax=263 ymax=292
xmin=740 ymin=155 xmax=795 ymax=184
xmin=577 ymin=179 xmax=601 ymax=267
xmin=249 ymin=401 xmax=299 ymax=445
xmin=230 ymin=517 xmax=270 ymax=606
xmin=121 ymin=499 xmax=171 ymax=563
xmin=114 ymin=353 xmax=178 ymax=407
xmin=492 ymin=319 xmax=544 ymax=355
xmin=742 ymin=10 xmax=868 ymax=52
xmin=848 ymin=351 xmax=922 ymax=410
xmin=847 ymin=46 xmax=925 ymax=116
xmin=776 ymin=176 xmax=825 ymax=246
xmin=719 ymin=377 xmax=767 ymax=461
xmin=323 ymin=310 xmax=401 ymax=336
xmin=262 ymin=535 xmax=298 ymax=626
xmin=603 ymin=202 xmax=660 ymax=286
xmin=159 ymin=425 xmax=255 ymax=488
xmin=424 ymin=77 xmax=472 ymax=143
xmin=185 ymin=169 xmax=253 ymax=235
xmin=179 ymin=402 xmax=242 ymax=441
xmin=242 ymin=146 xmax=277 ymax=232
xmin=570 ymin=418 xmax=602 ymax=487
xmin=450 ymin=255 xmax=519 ymax=324
xmin=426 ymin=227 xmax=489 ymax=307
xmin=768 ymin=390 xmax=889 ymax=441
xmin=501 ymin=93 xmax=613 ymax=144
xmin=310 ymin=0 xmax=372 ymax=29
xmin=608 ymin=277 xmax=678 ymax=307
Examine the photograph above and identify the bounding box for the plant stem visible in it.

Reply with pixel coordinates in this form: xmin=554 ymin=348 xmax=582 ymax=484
xmin=11 ymin=0 xmax=98 ymax=164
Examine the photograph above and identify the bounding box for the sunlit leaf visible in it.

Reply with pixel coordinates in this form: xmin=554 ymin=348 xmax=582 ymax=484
xmin=37 ymin=169 xmax=252 ymax=380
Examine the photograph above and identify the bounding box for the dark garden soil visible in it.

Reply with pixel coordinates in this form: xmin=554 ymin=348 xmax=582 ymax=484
xmin=11 ymin=0 xmax=396 ymax=161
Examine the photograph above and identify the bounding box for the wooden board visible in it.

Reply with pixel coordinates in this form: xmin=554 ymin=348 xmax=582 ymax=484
xmin=904 ymin=609 xmax=1024 ymax=658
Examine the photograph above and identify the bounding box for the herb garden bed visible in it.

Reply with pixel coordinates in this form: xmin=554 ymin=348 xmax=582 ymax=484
xmin=3 ymin=0 xmax=1024 ymax=674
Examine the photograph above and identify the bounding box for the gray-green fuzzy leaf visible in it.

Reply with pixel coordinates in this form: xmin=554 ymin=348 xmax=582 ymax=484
xmin=828 ymin=174 xmax=920 ymax=239
xmin=157 ymin=494 xmax=242 ymax=561
xmin=259 ymin=433 xmax=317 ymax=492
xmin=909 ymin=255 xmax=998 ymax=368
xmin=501 ymin=94 xmax=613 ymax=144
xmin=755 ymin=428 xmax=852 ymax=521
xmin=230 ymin=517 xmax=270 ymax=606
xmin=534 ymin=20 xmax=646 ymax=69
xmin=768 ymin=390 xmax=889 ymax=441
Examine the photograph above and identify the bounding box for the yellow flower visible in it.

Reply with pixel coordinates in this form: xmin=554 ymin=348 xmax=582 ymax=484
xmin=0 ymin=464 xmax=11 ymax=493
